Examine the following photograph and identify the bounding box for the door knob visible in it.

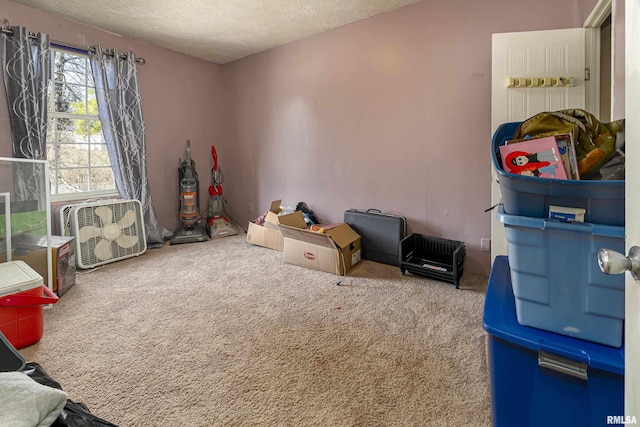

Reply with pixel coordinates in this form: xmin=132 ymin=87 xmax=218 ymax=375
xmin=598 ymin=246 xmax=640 ymax=282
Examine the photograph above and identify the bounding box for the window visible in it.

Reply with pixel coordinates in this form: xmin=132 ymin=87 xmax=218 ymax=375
xmin=47 ymin=47 xmax=117 ymax=200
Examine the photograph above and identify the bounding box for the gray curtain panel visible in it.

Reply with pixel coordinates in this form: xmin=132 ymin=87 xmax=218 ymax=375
xmin=1 ymin=26 xmax=50 ymax=208
xmin=89 ymin=46 xmax=169 ymax=246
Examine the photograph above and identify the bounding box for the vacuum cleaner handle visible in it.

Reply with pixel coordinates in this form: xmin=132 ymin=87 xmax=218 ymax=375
xmin=211 ymin=145 xmax=218 ymax=172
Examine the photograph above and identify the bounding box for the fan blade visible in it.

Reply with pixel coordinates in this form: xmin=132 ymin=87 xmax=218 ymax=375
xmin=95 ymin=205 xmax=113 ymax=225
xmin=117 ymin=210 xmax=137 ymax=229
xmin=78 ymin=226 xmax=103 ymax=243
xmin=115 ymin=233 xmax=139 ymax=249
xmin=94 ymin=238 xmax=113 ymax=261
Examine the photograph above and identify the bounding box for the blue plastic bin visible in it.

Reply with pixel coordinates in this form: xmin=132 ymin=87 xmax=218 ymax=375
xmin=483 ymin=257 xmax=624 ymax=427
xmin=492 ymin=122 xmax=625 ymax=226
xmin=497 ymin=205 xmax=625 ymax=347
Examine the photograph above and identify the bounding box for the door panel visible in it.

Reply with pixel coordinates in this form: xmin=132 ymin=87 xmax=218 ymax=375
xmin=625 ymin=0 xmax=639 ymax=417
xmin=491 ymin=28 xmax=586 ymax=259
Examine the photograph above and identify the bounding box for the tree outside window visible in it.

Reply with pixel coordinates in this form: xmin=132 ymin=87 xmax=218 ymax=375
xmin=47 ymin=48 xmax=116 ymax=199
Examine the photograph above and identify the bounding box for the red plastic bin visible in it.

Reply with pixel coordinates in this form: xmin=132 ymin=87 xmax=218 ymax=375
xmin=0 ymin=261 xmax=59 ymax=349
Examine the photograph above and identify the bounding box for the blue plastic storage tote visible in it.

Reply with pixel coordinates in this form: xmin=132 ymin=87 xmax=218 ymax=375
xmin=483 ymin=257 xmax=624 ymax=427
xmin=497 ymin=205 xmax=625 ymax=347
xmin=492 ymin=122 xmax=624 ymax=226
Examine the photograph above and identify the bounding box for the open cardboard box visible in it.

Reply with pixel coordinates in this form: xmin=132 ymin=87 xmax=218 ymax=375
xmin=278 ymin=214 xmax=362 ymax=276
xmin=246 ymin=200 xmax=300 ymax=251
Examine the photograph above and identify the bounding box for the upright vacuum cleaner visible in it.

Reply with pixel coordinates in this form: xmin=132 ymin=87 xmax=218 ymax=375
xmin=205 ymin=145 xmax=238 ymax=238
xmin=170 ymin=140 xmax=209 ymax=245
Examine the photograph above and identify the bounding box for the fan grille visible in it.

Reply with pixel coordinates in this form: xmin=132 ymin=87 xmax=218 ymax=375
xmin=70 ymin=200 xmax=147 ymax=269
xmin=56 ymin=203 xmax=78 ymax=236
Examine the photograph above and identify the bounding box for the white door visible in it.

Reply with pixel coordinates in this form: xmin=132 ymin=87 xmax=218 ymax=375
xmin=624 ymin=1 xmax=640 ymax=418
xmin=491 ymin=28 xmax=586 ymax=258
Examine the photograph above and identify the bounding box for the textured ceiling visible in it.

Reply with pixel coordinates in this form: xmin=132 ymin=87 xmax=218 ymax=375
xmin=8 ymin=0 xmax=422 ymax=64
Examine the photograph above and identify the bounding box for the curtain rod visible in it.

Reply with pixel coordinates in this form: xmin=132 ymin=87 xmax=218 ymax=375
xmin=0 ymin=25 xmax=146 ymax=65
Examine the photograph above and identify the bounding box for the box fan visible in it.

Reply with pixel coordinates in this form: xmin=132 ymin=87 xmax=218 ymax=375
xmin=57 ymin=200 xmax=147 ymax=269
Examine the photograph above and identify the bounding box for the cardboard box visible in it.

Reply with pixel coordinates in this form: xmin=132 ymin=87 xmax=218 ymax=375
xmin=278 ymin=216 xmax=362 ymax=276
xmin=246 ymin=200 xmax=303 ymax=251
xmin=10 ymin=235 xmax=76 ymax=296
xmin=246 ymin=220 xmax=284 ymax=250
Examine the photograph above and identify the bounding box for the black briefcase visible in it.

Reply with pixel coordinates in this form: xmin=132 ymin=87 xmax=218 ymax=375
xmin=344 ymin=208 xmax=407 ymax=266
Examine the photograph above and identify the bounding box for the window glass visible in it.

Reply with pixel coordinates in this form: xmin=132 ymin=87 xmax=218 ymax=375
xmin=47 ymin=48 xmax=117 ymax=199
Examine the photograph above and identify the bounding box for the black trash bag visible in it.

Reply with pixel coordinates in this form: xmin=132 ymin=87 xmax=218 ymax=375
xmin=53 ymin=400 xmax=118 ymax=427
xmin=296 ymin=202 xmax=320 ymax=225
xmin=23 ymin=362 xmax=118 ymax=427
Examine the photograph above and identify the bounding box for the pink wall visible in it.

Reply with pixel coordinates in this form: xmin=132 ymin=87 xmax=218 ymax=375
xmin=1 ymin=0 xmax=591 ymax=275
xmin=0 ymin=0 xmax=223 ymax=234
xmin=612 ymin=0 xmax=625 ymax=120
xmin=579 ymin=0 xmax=600 ymax=22
xmin=221 ymin=0 xmax=583 ymax=275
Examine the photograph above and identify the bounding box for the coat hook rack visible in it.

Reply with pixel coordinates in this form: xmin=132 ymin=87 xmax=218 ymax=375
xmin=506 ymin=76 xmax=576 ymax=88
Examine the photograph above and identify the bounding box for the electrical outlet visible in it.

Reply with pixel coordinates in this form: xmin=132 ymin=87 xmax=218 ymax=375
xmin=248 ymin=203 xmax=254 ymax=213
xmin=481 ymin=238 xmax=491 ymax=252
